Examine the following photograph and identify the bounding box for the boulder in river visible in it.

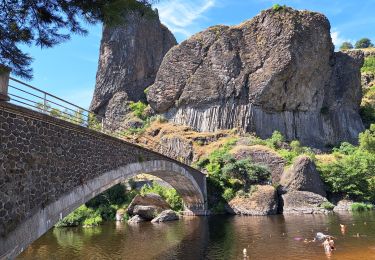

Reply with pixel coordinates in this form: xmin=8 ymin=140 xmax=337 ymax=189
xmin=133 ymin=205 xmax=161 ymax=220
xmin=228 ymin=185 xmax=278 ymax=215
xmin=128 ymin=215 xmax=147 ymax=224
xmin=282 ymin=191 xmax=329 ymax=214
xmin=127 ymin=193 xmax=171 ymax=216
xmin=151 ymin=210 xmax=179 ymax=223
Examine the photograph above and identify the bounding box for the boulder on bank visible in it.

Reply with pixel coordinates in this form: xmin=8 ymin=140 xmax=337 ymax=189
xmin=128 ymin=215 xmax=146 ymax=224
xmin=282 ymin=191 xmax=329 ymax=214
xmin=133 ymin=205 xmax=160 ymax=220
xmin=333 ymin=199 xmax=354 ymax=212
xmin=228 ymin=185 xmax=278 ymax=215
xmin=151 ymin=210 xmax=179 ymax=223
xmin=280 ymin=156 xmax=326 ymax=197
xmin=127 ymin=193 xmax=171 ymax=216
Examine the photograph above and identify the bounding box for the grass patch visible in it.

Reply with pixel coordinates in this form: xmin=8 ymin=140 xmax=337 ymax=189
xmin=320 ymin=201 xmax=335 ymax=210
xmin=350 ymin=202 xmax=374 ymax=212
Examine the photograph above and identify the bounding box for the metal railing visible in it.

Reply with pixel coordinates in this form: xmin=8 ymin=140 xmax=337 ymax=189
xmin=5 ymin=77 xmax=188 ymax=165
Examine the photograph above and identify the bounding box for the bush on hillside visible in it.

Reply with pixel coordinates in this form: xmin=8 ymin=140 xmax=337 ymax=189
xmin=318 ymin=142 xmax=375 ymax=202
xmin=355 ymin=38 xmax=374 ymax=49
xmin=359 ymin=124 xmax=375 ymax=153
xmin=340 ymin=42 xmax=353 ymax=50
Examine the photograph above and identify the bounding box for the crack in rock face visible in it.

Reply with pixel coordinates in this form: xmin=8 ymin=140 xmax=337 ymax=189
xmin=146 ymin=7 xmax=364 ymax=148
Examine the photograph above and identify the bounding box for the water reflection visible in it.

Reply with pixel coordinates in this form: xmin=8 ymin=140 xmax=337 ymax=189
xmin=18 ymin=212 xmax=375 ymax=260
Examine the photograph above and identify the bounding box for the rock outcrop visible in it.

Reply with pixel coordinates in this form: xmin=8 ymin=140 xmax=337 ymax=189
xmin=147 ymin=7 xmax=364 ymax=148
xmin=228 ymin=185 xmax=278 ymax=215
xmin=231 ymin=145 xmax=286 ymax=183
xmin=128 ymin=215 xmax=146 ymax=224
xmin=90 ymin=10 xmax=176 ymax=130
xmin=282 ymin=191 xmax=329 ymax=214
xmin=333 ymin=199 xmax=354 ymax=212
xmin=127 ymin=193 xmax=171 ymax=216
xmin=151 ymin=209 xmax=179 ymax=223
xmin=280 ymin=156 xmax=326 ymax=197
xmin=133 ymin=205 xmax=160 ymax=220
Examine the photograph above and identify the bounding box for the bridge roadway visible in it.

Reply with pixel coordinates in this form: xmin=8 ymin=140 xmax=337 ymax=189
xmin=0 ymin=102 xmax=207 ymax=259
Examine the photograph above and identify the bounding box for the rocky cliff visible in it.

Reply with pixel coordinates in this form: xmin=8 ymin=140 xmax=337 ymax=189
xmin=147 ymin=7 xmax=364 ymax=148
xmin=90 ymin=10 xmax=176 ymax=129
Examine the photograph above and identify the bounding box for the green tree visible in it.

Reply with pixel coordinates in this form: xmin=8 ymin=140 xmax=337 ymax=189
xmin=0 ymin=0 xmax=159 ymax=79
xmin=355 ymin=38 xmax=374 ymax=49
xmin=340 ymin=41 xmax=353 ymax=50
xmin=222 ymin=159 xmax=270 ymax=191
xmin=359 ymin=124 xmax=375 ymax=153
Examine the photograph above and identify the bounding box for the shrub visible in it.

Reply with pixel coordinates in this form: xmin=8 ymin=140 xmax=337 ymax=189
xmin=350 ymin=202 xmax=374 ymax=212
xmin=83 ymin=214 xmax=103 ymax=227
xmin=320 ymin=201 xmax=335 ymax=210
xmin=222 ymin=159 xmax=270 ymax=191
xmin=362 ymin=56 xmax=375 ymax=74
xmin=318 ymin=147 xmax=375 ymax=202
xmin=272 ymin=4 xmax=286 ymax=11
xmin=265 ymin=131 xmax=284 ymax=149
xmin=359 ymin=124 xmax=375 ymax=153
xmin=355 ymin=38 xmax=374 ymax=49
xmin=141 ymin=181 xmax=183 ymax=211
xmin=223 ymin=188 xmax=235 ymax=201
xmin=56 ymin=183 xmax=138 ymax=227
xmin=129 ymin=101 xmax=147 ymax=120
xmin=55 ymin=205 xmax=94 ymax=227
xmin=340 ymin=42 xmax=353 ymax=50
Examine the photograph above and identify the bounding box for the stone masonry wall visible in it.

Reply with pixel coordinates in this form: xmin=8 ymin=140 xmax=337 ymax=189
xmin=0 ymin=102 xmax=205 ymax=238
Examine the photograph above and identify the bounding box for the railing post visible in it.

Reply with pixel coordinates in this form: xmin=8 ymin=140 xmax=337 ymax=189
xmin=43 ymin=93 xmax=47 ymax=113
xmin=0 ymin=65 xmax=11 ymax=102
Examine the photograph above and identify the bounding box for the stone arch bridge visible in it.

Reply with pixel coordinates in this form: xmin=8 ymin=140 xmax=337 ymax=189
xmin=0 ymin=102 xmax=207 ymax=259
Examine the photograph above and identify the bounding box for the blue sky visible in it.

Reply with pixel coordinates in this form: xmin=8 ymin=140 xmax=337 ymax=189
xmin=18 ymin=0 xmax=375 ymax=109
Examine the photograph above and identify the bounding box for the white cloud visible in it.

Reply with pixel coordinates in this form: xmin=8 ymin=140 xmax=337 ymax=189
xmin=331 ymin=29 xmax=351 ymax=49
xmin=156 ymin=0 xmax=216 ymax=38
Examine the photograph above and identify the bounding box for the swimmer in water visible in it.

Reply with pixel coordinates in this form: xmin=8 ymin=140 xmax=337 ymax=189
xmin=323 ymin=237 xmax=332 ymax=254
xmin=328 ymin=236 xmax=335 ymax=250
xmin=340 ymin=224 xmax=346 ymax=235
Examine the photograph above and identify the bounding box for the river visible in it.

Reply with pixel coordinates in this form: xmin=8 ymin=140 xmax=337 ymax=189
xmin=18 ymin=212 xmax=375 ymax=260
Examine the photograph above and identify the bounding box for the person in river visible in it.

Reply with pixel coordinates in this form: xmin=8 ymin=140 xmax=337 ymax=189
xmin=323 ymin=237 xmax=332 ymax=254
xmin=328 ymin=236 xmax=335 ymax=250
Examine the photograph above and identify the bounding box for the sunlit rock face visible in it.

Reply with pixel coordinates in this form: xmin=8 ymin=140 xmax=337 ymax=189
xmin=147 ymin=7 xmax=364 ymax=148
xmin=90 ymin=10 xmax=176 ymax=129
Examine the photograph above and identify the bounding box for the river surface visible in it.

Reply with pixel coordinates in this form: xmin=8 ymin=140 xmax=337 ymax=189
xmin=18 ymin=212 xmax=375 ymax=260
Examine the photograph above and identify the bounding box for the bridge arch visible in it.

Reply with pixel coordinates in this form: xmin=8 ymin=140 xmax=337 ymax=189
xmin=0 ymin=102 xmax=207 ymax=259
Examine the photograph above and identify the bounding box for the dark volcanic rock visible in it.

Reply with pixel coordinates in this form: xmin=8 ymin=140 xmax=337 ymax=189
xmin=151 ymin=209 xmax=179 ymax=223
xmin=147 ymin=7 xmax=364 ymax=148
xmin=280 ymin=156 xmax=326 ymax=197
xmin=127 ymin=193 xmax=171 ymax=216
xmin=228 ymin=185 xmax=278 ymax=215
xmin=282 ymin=191 xmax=328 ymax=214
xmin=90 ymin=10 xmax=176 ymax=129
